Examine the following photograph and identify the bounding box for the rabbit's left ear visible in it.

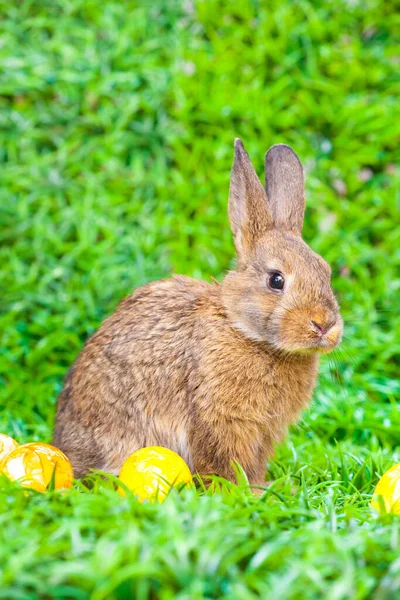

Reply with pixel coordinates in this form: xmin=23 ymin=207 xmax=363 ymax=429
xmin=229 ymin=139 xmax=274 ymax=265
xmin=265 ymin=144 xmax=305 ymax=235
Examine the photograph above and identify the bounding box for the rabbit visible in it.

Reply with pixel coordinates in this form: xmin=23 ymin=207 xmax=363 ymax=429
xmin=53 ymin=139 xmax=343 ymax=487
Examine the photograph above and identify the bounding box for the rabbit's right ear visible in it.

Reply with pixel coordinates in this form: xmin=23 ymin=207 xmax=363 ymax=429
xmin=264 ymin=144 xmax=305 ymax=235
xmin=229 ymin=139 xmax=273 ymax=265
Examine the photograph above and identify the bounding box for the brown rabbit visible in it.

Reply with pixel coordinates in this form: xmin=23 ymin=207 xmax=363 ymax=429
xmin=53 ymin=140 xmax=343 ymax=486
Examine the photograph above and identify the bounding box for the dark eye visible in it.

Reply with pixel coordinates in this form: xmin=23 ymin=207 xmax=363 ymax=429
xmin=268 ymin=271 xmax=285 ymax=291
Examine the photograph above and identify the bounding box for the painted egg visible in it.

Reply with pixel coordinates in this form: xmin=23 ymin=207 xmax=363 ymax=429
xmin=1 ymin=442 xmax=74 ymax=492
xmin=119 ymin=446 xmax=193 ymax=502
xmin=371 ymin=463 xmax=400 ymax=514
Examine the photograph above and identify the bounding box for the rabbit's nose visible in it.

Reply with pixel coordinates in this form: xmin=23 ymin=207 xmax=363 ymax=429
xmin=311 ymin=319 xmax=336 ymax=336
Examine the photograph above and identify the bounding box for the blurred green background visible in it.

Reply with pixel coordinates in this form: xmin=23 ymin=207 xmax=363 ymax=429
xmin=0 ymin=0 xmax=400 ymax=597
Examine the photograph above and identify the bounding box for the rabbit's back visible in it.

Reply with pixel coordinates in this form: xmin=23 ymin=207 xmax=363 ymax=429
xmin=53 ymin=276 xmax=217 ymax=475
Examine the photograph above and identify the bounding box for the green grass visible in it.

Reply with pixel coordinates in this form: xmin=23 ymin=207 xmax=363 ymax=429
xmin=1 ymin=0 xmax=399 ymax=597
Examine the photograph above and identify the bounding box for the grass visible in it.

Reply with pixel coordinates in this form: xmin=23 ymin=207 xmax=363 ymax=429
xmin=0 ymin=0 xmax=399 ymax=597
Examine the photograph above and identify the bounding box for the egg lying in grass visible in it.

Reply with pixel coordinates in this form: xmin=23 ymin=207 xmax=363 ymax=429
xmin=1 ymin=442 xmax=74 ymax=492
xmin=371 ymin=463 xmax=400 ymax=515
xmin=119 ymin=446 xmax=193 ymax=502
xmin=0 ymin=434 xmax=19 ymax=466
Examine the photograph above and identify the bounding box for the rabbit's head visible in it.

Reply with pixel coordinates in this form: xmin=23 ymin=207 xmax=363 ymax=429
xmin=222 ymin=139 xmax=343 ymax=354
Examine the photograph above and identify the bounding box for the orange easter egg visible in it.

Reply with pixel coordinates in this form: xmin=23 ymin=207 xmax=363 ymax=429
xmin=119 ymin=446 xmax=193 ymax=502
xmin=1 ymin=442 xmax=74 ymax=492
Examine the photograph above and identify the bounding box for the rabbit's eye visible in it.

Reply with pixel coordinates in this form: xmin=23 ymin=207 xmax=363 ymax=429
xmin=268 ymin=271 xmax=285 ymax=291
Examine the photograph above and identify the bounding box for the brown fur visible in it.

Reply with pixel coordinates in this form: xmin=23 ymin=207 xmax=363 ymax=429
xmin=53 ymin=139 xmax=343 ymax=486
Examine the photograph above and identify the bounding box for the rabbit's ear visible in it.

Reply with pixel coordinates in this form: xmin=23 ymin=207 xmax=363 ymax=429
xmin=265 ymin=144 xmax=305 ymax=235
xmin=229 ymin=139 xmax=273 ymax=263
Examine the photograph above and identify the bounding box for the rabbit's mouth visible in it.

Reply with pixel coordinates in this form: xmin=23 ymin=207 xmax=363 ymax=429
xmin=304 ymin=322 xmax=343 ymax=354
xmin=308 ymin=318 xmax=343 ymax=354
xmin=274 ymin=313 xmax=343 ymax=355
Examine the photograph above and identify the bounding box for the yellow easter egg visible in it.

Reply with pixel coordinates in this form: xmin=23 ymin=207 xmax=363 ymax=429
xmin=1 ymin=442 xmax=74 ymax=492
xmin=371 ymin=463 xmax=400 ymax=514
xmin=0 ymin=434 xmax=19 ymax=467
xmin=119 ymin=446 xmax=193 ymax=502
